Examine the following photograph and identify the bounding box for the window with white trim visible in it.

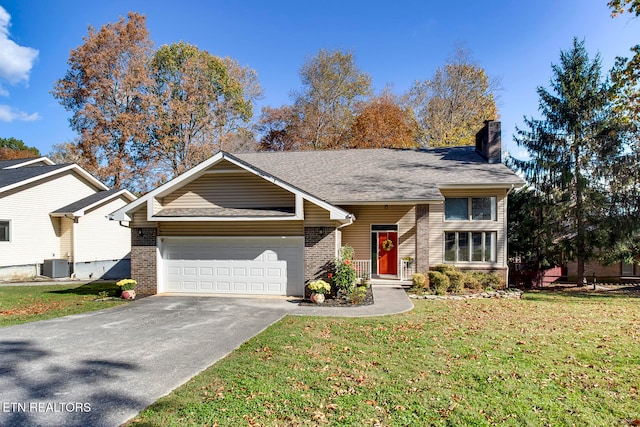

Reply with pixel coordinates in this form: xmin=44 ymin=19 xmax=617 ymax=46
xmin=445 ymin=231 xmax=496 ymax=263
xmin=445 ymin=197 xmax=496 ymax=221
xmin=0 ymin=220 xmax=9 ymax=242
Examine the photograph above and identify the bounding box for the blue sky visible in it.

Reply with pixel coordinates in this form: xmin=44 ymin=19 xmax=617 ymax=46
xmin=0 ymin=0 xmax=638 ymax=159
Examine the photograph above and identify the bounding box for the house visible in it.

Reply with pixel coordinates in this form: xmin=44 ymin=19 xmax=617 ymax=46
xmin=109 ymin=121 xmax=524 ymax=296
xmin=566 ymin=260 xmax=640 ymax=283
xmin=0 ymin=157 xmax=136 ymax=280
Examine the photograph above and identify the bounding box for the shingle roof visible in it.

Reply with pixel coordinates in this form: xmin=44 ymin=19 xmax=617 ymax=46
xmin=235 ymin=147 xmax=524 ymax=204
xmin=0 ymin=164 xmax=71 ymax=189
xmin=51 ymin=188 xmax=129 ymax=215
xmin=0 ymin=158 xmax=37 ymax=168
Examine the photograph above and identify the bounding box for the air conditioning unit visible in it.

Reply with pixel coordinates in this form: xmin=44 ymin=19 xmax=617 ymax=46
xmin=43 ymin=259 xmax=69 ymax=278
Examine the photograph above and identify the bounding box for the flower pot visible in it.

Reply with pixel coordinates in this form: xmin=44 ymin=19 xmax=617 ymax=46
xmin=121 ymin=290 xmax=136 ymax=300
xmin=310 ymin=292 xmax=325 ymax=304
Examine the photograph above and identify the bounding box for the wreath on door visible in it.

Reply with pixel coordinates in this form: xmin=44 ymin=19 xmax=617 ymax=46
xmin=382 ymin=239 xmax=394 ymax=252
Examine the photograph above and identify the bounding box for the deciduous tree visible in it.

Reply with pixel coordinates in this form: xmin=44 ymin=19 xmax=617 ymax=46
xmin=404 ymin=46 xmax=499 ymax=147
xmin=293 ymin=49 xmax=372 ymax=149
xmin=349 ymin=91 xmax=418 ymax=148
xmin=47 ymin=141 xmax=81 ymax=164
xmin=148 ymin=42 xmax=253 ymax=182
xmin=51 ymin=12 xmax=154 ymax=192
xmin=0 ymin=137 xmax=39 ymax=159
xmin=257 ymin=105 xmax=302 ymax=151
xmin=511 ymin=38 xmax=624 ymax=284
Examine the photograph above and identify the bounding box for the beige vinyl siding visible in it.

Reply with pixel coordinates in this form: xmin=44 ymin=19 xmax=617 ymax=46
xmin=339 ymin=205 xmax=416 ymax=262
xmin=429 ymin=189 xmax=507 ymax=267
xmin=159 ymin=221 xmax=303 ymax=237
xmin=303 ymin=201 xmax=336 ymax=226
xmin=152 ymin=198 xmax=162 ymax=215
xmin=0 ymin=171 xmax=98 ymax=267
xmin=130 ymin=205 xmax=157 ymax=228
xmin=60 ymin=217 xmax=73 ymax=262
xmin=75 ymin=197 xmax=131 ymax=262
xmin=161 ymin=172 xmax=295 ymax=210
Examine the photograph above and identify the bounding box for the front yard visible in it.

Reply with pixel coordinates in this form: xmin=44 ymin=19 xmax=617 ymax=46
xmin=127 ymin=290 xmax=640 ymax=426
xmin=0 ymin=282 xmax=126 ymax=327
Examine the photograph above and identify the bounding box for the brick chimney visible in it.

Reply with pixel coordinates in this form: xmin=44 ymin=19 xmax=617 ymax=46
xmin=475 ymin=120 xmax=501 ymax=163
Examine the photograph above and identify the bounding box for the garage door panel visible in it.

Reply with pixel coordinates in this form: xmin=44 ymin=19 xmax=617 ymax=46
xmin=161 ymin=237 xmax=303 ymax=295
xmin=199 ymin=267 xmax=213 ymax=276
xmin=233 ymin=267 xmax=247 ymax=277
xmin=233 ymin=282 xmax=247 ymax=292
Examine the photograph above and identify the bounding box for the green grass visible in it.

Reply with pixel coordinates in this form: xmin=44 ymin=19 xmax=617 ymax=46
xmin=0 ymin=282 xmax=127 ymax=327
xmin=128 ymin=291 xmax=640 ymax=426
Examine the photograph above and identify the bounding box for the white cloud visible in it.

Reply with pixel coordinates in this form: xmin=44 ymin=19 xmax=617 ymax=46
xmin=0 ymin=6 xmax=38 ymax=90
xmin=0 ymin=104 xmax=40 ymax=122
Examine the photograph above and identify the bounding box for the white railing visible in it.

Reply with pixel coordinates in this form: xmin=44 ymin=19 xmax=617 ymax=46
xmin=352 ymin=259 xmax=371 ymax=279
xmin=353 ymin=259 xmax=414 ymax=280
xmin=399 ymin=259 xmax=415 ymax=281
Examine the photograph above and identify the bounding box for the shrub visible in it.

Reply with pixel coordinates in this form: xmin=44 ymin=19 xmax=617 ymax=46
xmin=412 ymin=273 xmax=428 ymax=290
xmin=470 ymin=272 xmax=506 ymax=290
xmin=338 ymin=245 xmax=355 ymax=261
xmin=447 ymin=270 xmax=465 ymax=293
xmin=333 ymin=258 xmax=357 ymax=293
xmin=463 ymin=274 xmax=482 ymax=290
xmin=484 ymin=273 xmax=505 ymax=290
xmin=347 ymin=286 xmax=368 ymax=304
xmin=428 ymin=271 xmax=450 ymax=296
xmin=431 ymin=264 xmax=456 ymax=275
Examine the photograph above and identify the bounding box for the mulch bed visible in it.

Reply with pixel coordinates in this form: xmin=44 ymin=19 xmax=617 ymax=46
xmin=299 ymin=286 xmax=374 ymax=307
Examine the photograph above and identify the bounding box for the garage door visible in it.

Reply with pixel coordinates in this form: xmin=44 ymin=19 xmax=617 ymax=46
xmin=161 ymin=237 xmax=304 ymax=296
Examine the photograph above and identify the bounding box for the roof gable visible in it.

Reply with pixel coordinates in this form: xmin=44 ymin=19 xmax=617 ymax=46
xmin=0 ymin=163 xmax=109 ymax=195
xmin=109 ymin=152 xmax=352 ymax=223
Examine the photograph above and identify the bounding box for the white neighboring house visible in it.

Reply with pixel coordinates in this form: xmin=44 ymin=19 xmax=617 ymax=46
xmin=0 ymin=157 xmax=136 ymax=280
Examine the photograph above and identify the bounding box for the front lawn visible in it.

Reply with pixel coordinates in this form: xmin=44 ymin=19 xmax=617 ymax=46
xmin=128 ymin=291 xmax=640 ymax=426
xmin=0 ymin=282 xmax=127 ymax=327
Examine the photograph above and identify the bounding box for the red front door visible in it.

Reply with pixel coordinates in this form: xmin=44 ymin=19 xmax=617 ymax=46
xmin=378 ymin=232 xmax=398 ymax=275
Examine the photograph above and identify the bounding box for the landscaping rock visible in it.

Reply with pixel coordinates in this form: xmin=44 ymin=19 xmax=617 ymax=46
xmin=409 ymin=289 xmax=524 ymax=301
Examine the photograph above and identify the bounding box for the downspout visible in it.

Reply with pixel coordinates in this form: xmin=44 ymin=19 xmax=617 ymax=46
xmin=336 ymin=214 xmax=356 ymax=273
xmin=335 ymin=214 xmax=355 ymax=257
xmin=504 ymin=184 xmax=516 ymax=289
xmin=64 ymin=214 xmax=77 ymax=278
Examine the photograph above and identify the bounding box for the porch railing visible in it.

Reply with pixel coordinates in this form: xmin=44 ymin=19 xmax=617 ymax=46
xmin=352 ymin=259 xmax=414 ymax=281
xmin=399 ymin=259 xmax=415 ymax=281
xmin=352 ymin=260 xmax=371 ymax=279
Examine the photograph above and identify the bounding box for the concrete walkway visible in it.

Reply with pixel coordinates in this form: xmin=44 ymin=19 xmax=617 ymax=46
xmin=0 ymin=285 xmax=412 ymax=427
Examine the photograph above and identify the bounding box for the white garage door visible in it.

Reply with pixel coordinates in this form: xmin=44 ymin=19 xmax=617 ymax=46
xmin=161 ymin=237 xmax=304 ymax=296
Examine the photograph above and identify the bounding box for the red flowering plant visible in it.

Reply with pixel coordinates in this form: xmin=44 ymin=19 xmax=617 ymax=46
xmin=332 ymin=246 xmax=357 ymax=294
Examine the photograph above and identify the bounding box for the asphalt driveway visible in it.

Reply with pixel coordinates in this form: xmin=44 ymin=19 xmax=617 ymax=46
xmin=0 ymin=295 xmax=298 ymax=427
xmin=0 ymin=286 xmax=412 ymax=427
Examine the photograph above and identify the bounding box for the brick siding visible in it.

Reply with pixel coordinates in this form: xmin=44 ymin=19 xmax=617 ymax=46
xmin=131 ymin=227 xmax=157 ymax=295
xmin=304 ymin=226 xmax=336 ymax=297
xmin=415 ymin=204 xmax=429 ymax=274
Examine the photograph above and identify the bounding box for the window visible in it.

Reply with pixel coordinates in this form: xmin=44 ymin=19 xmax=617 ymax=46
xmin=445 ymin=231 xmax=496 ymax=262
xmin=445 ymin=197 xmax=496 ymax=221
xmin=622 ymin=262 xmax=634 ymax=276
xmin=444 ymin=198 xmax=468 ymax=220
xmin=0 ymin=220 xmax=9 ymax=242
